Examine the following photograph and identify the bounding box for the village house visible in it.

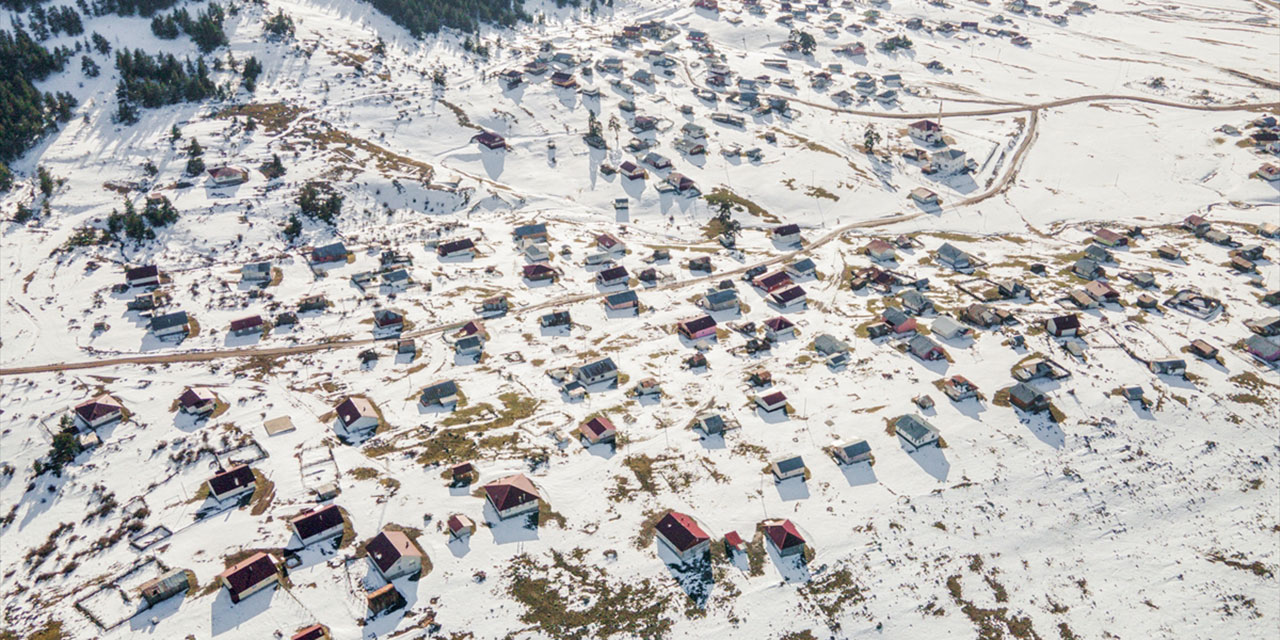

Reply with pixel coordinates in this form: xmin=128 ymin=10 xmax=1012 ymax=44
xmin=814 ymin=334 xmax=849 ymax=358
xmin=310 ymin=242 xmax=348 ymax=264
xmin=865 ymin=239 xmax=897 ymax=262
xmin=597 ymin=265 xmax=629 ymax=288
xmin=692 ymin=412 xmax=729 ymax=435
xmin=1148 ymin=358 xmax=1187 ymax=376
xmin=698 ymin=287 xmax=736 ymax=312
xmin=1008 ymin=382 xmax=1049 ymax=413
xmin=1084 ymin=280 xmax=1120 ymax=304
xmin=149 ymin=310 xmax=190 ymax=339
xmin=206 ymin=165 xmax=249 ymax=186
xmin=479 ymin=296 xmax=509 ymax=317
xmin=178 ymin=387 xmax=217 ymax=415
xmin=483 ymin=474 xmax=542 ymax=520
xmin=677 ymin=314 xmax=718 ymax=341
xmin=218 ymin=552 xmax=278 ymax=604
xmin=882 ymin=307 xmax=918 ymax=334
xmin=437 ymin=238 xmax=476 ymax=260
xmin=604 ymin=289 xmax=640 ymax=314
xmin=764 ymin=316 xmax=797 ymax=341
xmin=291 ymin=504 xmax=346 ymax=547
xmin=1157 ymin=245 xmax=1182 ymax=261
xmin=366 ymin=584 xmax=404 ymax=615
xmin=619 ymin=161 xmax=648 ymax=181
xmin=579 ymin=415 xmax=618 ymax=445
xmin=773 ymin=224 xmax=802 ymax=246
xmin=1045 ymin=314 xmax=1080 ymax=337
xmin=1245 ymin=335 xmax=1280 ymax=362
xmin=454 ymin=335 xmax=484 ymax=358
xmin=908 ymin=334 xmax=946 ymax=361
xmin=596 ymin=233 xmax=625 ymax=257
xmin=753 ymin=270 xmax=793 ymax=292
xmin=786 ymin=258 xmax=817 ymax=279
xmin=1013 ymin=357 xmax=1070 ymax=382
xmin=654 ymin=511 xmax=711 ymax=563
xmin=420 ymin=380 xmax=460 ymax=408
xmin=901 ymin=290 xmax=935 ymax=315
xmin=769 ymin=285 xmax=807 ymax=309
xmin=230 ymin=315 xmax=264 ymax=337
xmin=910 ymin=187 xmax=940 ymax=206
xmin=523 ymin=264 xmax=559 ymax=283
xmin=770 ymin=455 xmax=807 ymax=481
xmin=335 ymin=396 xmax=379 ymax=432
xmin=540 ymin=310 xmax=571 ymax=329
xmin=207 ymin=464 xmax=256 ymax=502
xmin=833 ymin=439 xmax=872 ymax=465
xmin=448 ymin=514 xmax=476 ymax=540
xmin=74 ymin=394 xmax=124 ymax=428
xmin=895 ymin=414 xmax=940 ymax=449
xmin=472 ymin=131 xmax=507 ymax=150
xmin=1245 ymin=316 xmax=1280 ymax=337
xmin=929 ymin=148 xmax=968 ymax=175
xmin=292 ymin=625 xmax=331 ymax=640
xmin=1093 ymin=228 xmax=1128 ymax=247
xmin=241 ymin=261 xmax=272 ymax=286
xmin=1083 ymin=245 xmax=1112 ymax=264
xmin=498 ymin=69 xmax=522 ymax=89
xmin=931 ymin=317 xmax=972 ymax=341
xmin=373 ymin=309 xmax=404 ymax=334
xmin=125 ymin=264 xmax=161 ymax=288
xmin=365 ymin=529 xmax=424 ymax=581
xmin=513 ymin=223 xmax=549 ymax=243
xmin=139 ymin=569 xmax=192 ymax=607
xmin=908 ymin=120 xmax=943 ymax=145
xmin=756 ymin=390 xmax=788 ymax=413
xmin=574 ymin=357 xmax=620 ymax=387
xmin=764 ymin=519 xmax=807 ymax=556
xmin=1182 ymin=214 xmax=1210 ymax=235
xmin=935 ymin=243 xmax=972 ymax=271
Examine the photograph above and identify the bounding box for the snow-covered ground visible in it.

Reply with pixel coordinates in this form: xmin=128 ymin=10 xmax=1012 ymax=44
xmin=2 ymin=0 xmax=1278 ymax=638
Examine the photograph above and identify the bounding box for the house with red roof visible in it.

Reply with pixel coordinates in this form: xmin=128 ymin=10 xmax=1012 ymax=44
xmin=756 ymin=391 xmax=788 ymax=413
xmin=763 ymin=519 xmax=807 ymax=556
xmin=218 ymin=552 xmax=279 ymax=603
xmin=482 ymin=474 xmax=542 ymax=520
xmin=364 ymin=529 xmax=424 ymax=580
xmin=764 ymin=316 xmax=796 ymax=341
xmin=677 ymin=314 xmax=718 ymax=341
xmin=291 ymin=624 xmax=331 ymax=640
xmin=178 ymin=386 xmax=217 ymax=415
xmin=74 ymin=394 xmax=124 ymax=429
xmin=578 ymin=416 xmax=617 ymax=445
xmin=290 ymin=504 xmax=346 ymax=547
xmin=654 ymin=511 xmax=711 ymax=562
xmin=448 ymin=514 xmax=476 ymax=540
xmin=207 ymin=465 xmax=256 ymax=502
xmin=335 ymin=397 xmax=379 ymax=432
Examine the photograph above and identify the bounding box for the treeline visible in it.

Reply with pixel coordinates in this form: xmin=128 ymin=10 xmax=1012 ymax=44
xmin=0 ymin=27 xmax=77 ymax=163
xmin=113 ymin=48 xmax=216 ymax=124
xmin=150 ymin=3 xmax=228 ymax=53
xmin=362 ymin=0 xmax=533 ymax=37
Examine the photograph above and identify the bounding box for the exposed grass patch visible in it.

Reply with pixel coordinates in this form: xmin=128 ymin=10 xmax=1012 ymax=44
xmin=505 ymin=550 xmax=673 ymax=640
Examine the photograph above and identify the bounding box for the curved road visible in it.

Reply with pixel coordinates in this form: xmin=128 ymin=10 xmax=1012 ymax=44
xmin=0 ymin=94 xmax=1272 ymax=377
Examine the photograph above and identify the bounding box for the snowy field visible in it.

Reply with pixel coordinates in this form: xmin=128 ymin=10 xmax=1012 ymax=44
xmin=1 ymin=0 xmax=1278 ymax=638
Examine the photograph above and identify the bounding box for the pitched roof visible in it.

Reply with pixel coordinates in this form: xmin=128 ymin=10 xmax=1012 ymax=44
xmin=483 ymin=474 xmax=541 ymax=511
xmin=336 ymin=397 xmax=377 ymax=426
xmin=655 ymin=511 xmax=710 ymax=551
xmin=208 ymin=465 xmax=255 ymax=497
xmin=839 ymin=440 xmax=871 ymax=459
xmin=420 ymin=380 xmax=458 ymax=404
xmin=773 ymin=455 xmax=805 ymax=473
xmin=764 ymin=519 xmax=805 ymax=550
xmin=74 ymin=394 xmax=122 ymax=423
xmin=291 ymin=504 xmax=345 ymax=541
xmin=365 ymin=530 xmax=422 ymax=574
xmin=150 ymin=311 xmax=189 ymax=331
xmin=764 ymin=316 xmax=794 ymax=331
xmin=604 ymin=290 xmax=638 ymax=307
xmin=581 ymin=416 xmax=617 ymax=438
xmin=292 ymin=625 xmax=328 ymax=640
xmin=679 ymin=315 xmax=717 ymax=334
xmin=218 ymin=552 xmax=276 ymax=596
